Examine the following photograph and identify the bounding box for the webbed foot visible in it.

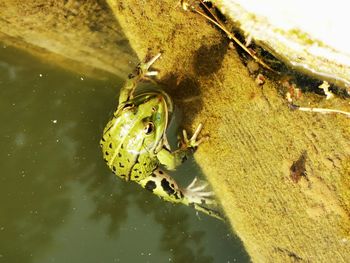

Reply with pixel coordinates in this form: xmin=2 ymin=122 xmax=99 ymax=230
xmin=183 ymin=177 xmax=223 ymax=220
xmin=136 ymin=53 xmax=161 ymax=79
xmin=181 ymin=123 xmax=208 ymax=149
xmin=183 ymin=177 xmax=216 ymax=205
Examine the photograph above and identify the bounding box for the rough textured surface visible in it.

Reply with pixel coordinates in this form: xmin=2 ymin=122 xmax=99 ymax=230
xmin=0 ymin=0 xmax=136 ymax=78
xmin=2 ymin=0 xmax=349 ymax=262
xmin=106 ymin=1 xmax=350 ymax=262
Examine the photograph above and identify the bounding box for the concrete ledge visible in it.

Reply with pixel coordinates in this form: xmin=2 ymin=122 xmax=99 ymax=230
xmin=2 ymin=1 xmax=349 ymax=262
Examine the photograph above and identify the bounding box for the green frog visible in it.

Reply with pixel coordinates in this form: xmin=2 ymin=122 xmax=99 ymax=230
xmin=100 ymin=54 xmax=221 ymax=219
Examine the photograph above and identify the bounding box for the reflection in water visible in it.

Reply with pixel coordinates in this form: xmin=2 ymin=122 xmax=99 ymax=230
xmin=0 ymin=45 xmax=250 ymax=263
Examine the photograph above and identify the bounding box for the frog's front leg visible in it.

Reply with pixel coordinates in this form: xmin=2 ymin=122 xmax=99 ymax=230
xmin=138 ymin=169 xmax=222 ymax=220
xmin=156 ymin=123 xmax=207 ymax=170
xmin=119 ymin=53 xmax=161 ymax=104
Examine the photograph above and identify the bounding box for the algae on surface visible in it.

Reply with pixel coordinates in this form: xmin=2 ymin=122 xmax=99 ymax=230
xmin=0 ymin=0 xmax=136 ymax=78
xmin=106 ymin=0 xmax=350 ymax=262
xmin=1 ymin=0 xmax=349 ymax=262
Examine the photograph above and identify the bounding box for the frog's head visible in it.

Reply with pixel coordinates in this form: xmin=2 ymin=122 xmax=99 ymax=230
xmin=118 ymin=92 xmax=172 ymax=155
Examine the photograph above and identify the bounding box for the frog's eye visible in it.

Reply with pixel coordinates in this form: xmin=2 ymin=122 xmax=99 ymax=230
xmin=144 ymin=122 xmax=154 ymax=135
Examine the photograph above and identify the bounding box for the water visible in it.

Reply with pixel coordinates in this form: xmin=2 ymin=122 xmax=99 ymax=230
xmin=0 ymin=45 xmax=250 ymax=263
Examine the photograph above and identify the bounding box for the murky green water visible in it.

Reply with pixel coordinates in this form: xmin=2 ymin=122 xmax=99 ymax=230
xmin=0 ymin=45 xmax=250 ymax=263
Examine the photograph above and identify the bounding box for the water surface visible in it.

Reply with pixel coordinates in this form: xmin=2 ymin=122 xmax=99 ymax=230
xmin=0 ymin=45 xmax=250 ymax=263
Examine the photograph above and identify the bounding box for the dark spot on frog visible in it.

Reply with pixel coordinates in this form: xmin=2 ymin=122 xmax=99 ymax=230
xmin=134 ymin=175 xmax=139 ymax=179
xmin=290 ymin=151 xmax=308 ymax=183
xmin=120 ymin=144 xmax=124 ymax=149
xmin=112 ymin=166 xmax=116 ymax=172
xmin=180 ymin=191 xmax=184 ymax=199
xmin=119 ymin=162 xmax=125 ymax=168
xmin=101 ymin=137 xmax=106 ymax=142
xmin=105 ymin=151 xmax=109 ymax=155
xmin=161 ymin=178 xmax=175 ymax=196
xmin=120 ymin=174 xmax=126 ymax=177
xmin=193 ymin=39 xmax=228 ymax=76
xmin=145 ymin=180 xmax=157 ymax=192
xmin=109 ymin=143 xmax=113 ymax=149
xmin=158 ymin=170 xmax=164 ymax=175
xmin=118 ymin=153 xmax=122 ymax=157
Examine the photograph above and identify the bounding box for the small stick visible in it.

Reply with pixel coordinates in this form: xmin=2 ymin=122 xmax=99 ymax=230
xmin=187 ymin=0 xmax=276 ymax=72
xmin=297 ymin=106 xmax=350 ymax=117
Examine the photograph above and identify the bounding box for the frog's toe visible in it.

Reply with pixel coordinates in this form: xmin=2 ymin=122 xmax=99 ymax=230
xmin=186 ymin=178 xmax=212 ymax=194
xmin=182 ymin=123 xmax=208 ymax=149
xmin=145 ymin=53 xmax=161 ymax=68
xmin=144 ymin=70 xmax=158 ymax=77
xmin=138 ymin=53 xmax=161 ymax=76
xmin=184 ymin=177 xmax=216 ymax=205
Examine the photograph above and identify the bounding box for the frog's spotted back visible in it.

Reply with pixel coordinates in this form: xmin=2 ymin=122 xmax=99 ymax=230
xmin=100 ymin=54 xmax=222 ymax=220
xmin=101 ymin=92 xmax=168 ymax=181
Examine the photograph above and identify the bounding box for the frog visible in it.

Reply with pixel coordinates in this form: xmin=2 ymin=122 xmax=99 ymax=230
xmin=100 ymin=53 xmax=221 ymax=219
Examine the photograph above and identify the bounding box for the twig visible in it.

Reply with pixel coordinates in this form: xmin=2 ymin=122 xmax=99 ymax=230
xmin=182 ymin=0 xmax=276 ymax=72
xmin=297 ymin=106 xmax=350 ymax=117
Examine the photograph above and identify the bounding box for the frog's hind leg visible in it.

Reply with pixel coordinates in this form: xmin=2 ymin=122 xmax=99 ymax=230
xmin=138 ymin=169 xmax=223 ymax=220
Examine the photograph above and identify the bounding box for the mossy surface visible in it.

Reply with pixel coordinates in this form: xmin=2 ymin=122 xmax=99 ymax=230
xmin=0 ymin=0 xmax=136 ymax=78
xmin=1 ymin=0 xmax=349 ymax=261
xmin=107 ymin=0 xmax=350 ymax=262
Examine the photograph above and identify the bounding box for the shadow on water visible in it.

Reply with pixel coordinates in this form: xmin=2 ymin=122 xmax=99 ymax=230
xmin=0 ymin=45 xmax=250 ymax=263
